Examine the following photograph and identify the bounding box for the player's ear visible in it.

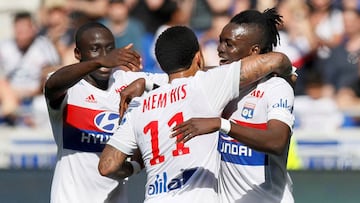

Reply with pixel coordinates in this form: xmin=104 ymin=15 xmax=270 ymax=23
xmin=196 ymin=51 xmax=205 ymax=70
xmin=74 ymin=47 xmax=81 ymax=61
xmin=250 ymin=44 xmax=260 ymax=55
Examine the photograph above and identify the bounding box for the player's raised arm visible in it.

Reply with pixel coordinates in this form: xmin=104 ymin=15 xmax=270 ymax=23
xmin=239 ymin=52 xmax=292 ymax=87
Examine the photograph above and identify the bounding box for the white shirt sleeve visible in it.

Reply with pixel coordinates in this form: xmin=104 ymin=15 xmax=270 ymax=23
xmin=267 ymin=79 xmax=295 ymax=129
xmin=107 ymin=111 xmax=138 ymax=156
xmin=196 ymin=61 xmax=241 ymax=111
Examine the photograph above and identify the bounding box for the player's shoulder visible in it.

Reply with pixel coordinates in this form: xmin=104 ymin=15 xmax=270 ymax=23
xmin=113 ymin=69 xmax=146 ymax=80
xmin=259 ymin=77 xmax=293 ymax=98
xmin=265 ymin=76 xmax=292 ymax=88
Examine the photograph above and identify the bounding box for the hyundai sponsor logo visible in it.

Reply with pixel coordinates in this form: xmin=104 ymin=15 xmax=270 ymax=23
xmin=94 ymin=112 xmax=119 ymax=133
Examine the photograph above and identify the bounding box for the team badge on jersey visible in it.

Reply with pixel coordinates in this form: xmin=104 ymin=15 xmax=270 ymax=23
xmin=241 ymin=102 xmax=255 ymax=119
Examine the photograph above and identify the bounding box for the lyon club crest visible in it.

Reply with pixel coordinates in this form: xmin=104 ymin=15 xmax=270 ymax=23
xmin=241 ymin=102 xmax=255 ymax=119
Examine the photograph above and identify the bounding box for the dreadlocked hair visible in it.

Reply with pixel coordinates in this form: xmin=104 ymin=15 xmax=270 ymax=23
xmin=230 ymin=7 xmax=283 ymax=53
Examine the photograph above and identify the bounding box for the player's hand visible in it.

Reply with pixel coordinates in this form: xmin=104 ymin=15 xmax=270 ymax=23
xmin=119 ymin=78 xmax=146 ymax=119
xmin=170 ymin=118 xmax=220 ymax=143
xmin=102 ymin=44 xmax=142 ymax=71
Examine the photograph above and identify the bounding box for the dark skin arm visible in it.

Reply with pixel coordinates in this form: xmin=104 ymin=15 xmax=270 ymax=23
xmin=118 ymin=78 xmax=147 ymax=119
xmin=171 ymin=118 xmax=291 ymax=156
xmin=44 ymin=45 xmax=141 ymax=109
xmin=238 ymin=52 xmax=292 ymax=87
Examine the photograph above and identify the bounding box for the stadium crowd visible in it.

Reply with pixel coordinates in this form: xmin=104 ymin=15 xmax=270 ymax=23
xmin=0 ymin=0 xmax=359 ymax=130
xmin=0 ymin=0 xmax=359 ymax=157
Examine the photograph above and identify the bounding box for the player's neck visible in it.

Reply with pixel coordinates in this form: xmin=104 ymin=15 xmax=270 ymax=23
xmin=168 ymin=64 xmax=199 ymax=83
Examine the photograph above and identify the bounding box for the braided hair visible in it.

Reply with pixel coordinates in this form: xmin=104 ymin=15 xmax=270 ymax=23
xmin=230 ymin=8 xmax=283 ymax=53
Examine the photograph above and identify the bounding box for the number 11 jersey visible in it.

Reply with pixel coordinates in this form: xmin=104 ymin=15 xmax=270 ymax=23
xmin=109 ymin=62 xmax=242 ymax=203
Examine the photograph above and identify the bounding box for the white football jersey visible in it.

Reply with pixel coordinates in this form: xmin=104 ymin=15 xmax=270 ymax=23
xmin=108 ymin=62 xmax=241 ymax=203
xmin=47 ymin=70 xmax=167 ymax=203
xmin=218 ymin=77 xmax=295 ymax=203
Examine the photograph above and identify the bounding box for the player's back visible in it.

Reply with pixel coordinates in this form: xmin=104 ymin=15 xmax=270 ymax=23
xmin=128 ymin=64 xmax=241 ymax=203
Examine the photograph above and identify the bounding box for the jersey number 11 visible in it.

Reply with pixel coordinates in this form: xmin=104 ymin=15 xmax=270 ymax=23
xmin=144 ymin=112 xmax=190 ymax=166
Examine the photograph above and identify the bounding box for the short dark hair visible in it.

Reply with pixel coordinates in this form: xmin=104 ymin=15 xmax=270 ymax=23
xmin=155 ymin=26 xmax=199 ymax=74
xmin=13 ymin=11 xmax=32 ymax=23
xmin=109 ymin=0 xmax=125 ymax=4
xmin=230 ymin=8 xmax=282 ymax=53
xmin=75 ymin=22 xmax=111 ymax=48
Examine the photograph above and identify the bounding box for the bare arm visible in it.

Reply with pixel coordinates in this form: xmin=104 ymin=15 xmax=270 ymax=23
xmin=44 ymin=45 xmax=141 ymax=108
xmin=171 ymin=118 xmax=290 ymax=155
xmin=66 ymin=0 xmax=109 ymax=19
xmin=118 ymin=77 xmax=163 ymax=119
xmin=118 ymin=78 xmax=146 ymax=119
xmin=239 ymin=52 xmax=292 ymax=87
xmin=0 ymin=78 xmax=18 ymax=116
xmin=98 ymin=145 xmax=131 ymax=179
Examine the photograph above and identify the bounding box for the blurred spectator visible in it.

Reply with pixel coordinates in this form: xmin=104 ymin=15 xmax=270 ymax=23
xmin=199 ymin=12 xmax=230 ymax=67
xmin=336 ymin=63 xmax=360 ymax=126
xmin=100 ymin=0 xmax=145 ymax=53
xmin=65 ymin=0 xmax=109 ymax=21
xmin=308 ymin=0 xmax=344 ymax=59
xmin=0 ymin=70 xmax=19 ymax=126
xmin=276 ymin=0 xmax=318 ymax=67
xmin=38 ymin=0 xmax=75 ymax=66
xmin=256 ymin=0 xmax=279 ymax=12
xmin=129 ymin=0 xmax=177 ymax=34
xmin=128 ymin=0 xmax=178 ymax=72
xmin=317 ymin=5 xmax=360 ymax=96
xmin=190 ymin=0 xmax=232 ymax=33
xmin=293 ymin=69 xmax=344 ymax=131
xmin=149 ymin=0 xmax=194 ymax=72
xmin=0 ymin=11 xmax=60 ymax=127
xmin=230 ymin=0 xmax=254 ymax=15
xmin=275 ymin=0 xmax=318 ymax=95
xmin=336 ymin=3 xmax=360 ymax=125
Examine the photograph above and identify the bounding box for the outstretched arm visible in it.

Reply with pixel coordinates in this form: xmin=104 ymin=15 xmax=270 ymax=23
xmin=239 ymin=52 xmax=292 ymax=87
xmin=171 ymin=118 xmax=290 ymax=155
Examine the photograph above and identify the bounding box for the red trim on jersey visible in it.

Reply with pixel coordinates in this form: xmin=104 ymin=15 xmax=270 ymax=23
xmin=233 ymin=119 xmax=267 ymax=130
xmin=64 ymin=104 xmax=101 ymax=131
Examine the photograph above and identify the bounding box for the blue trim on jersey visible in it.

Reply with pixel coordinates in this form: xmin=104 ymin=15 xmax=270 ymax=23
xmin=218 ymin=133 xmax=267 ymax=166
xmin=297 ymin=140 xmax=339 ymax=146
xmin=63 ymin=125 xmax=112 ymax=152
xmin=12 ymin=140 xmax=55 ymax=145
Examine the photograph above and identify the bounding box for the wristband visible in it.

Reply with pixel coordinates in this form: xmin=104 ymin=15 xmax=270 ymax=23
xmin=145 ymin=79 xmax=154 ymax=91
xmin=129 ymin=161 xmax=141 ymax=175
xmin=220 ymin=118 xmax=231 ymax=134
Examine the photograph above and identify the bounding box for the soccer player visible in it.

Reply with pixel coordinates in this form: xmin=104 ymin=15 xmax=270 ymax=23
xmin=171 ymin=9 xmax=296 ymax=203
xmin=98 ymin=25 xmax=292 ymax=202
xmin=44 ymin=22 xmax=166 ymax=203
